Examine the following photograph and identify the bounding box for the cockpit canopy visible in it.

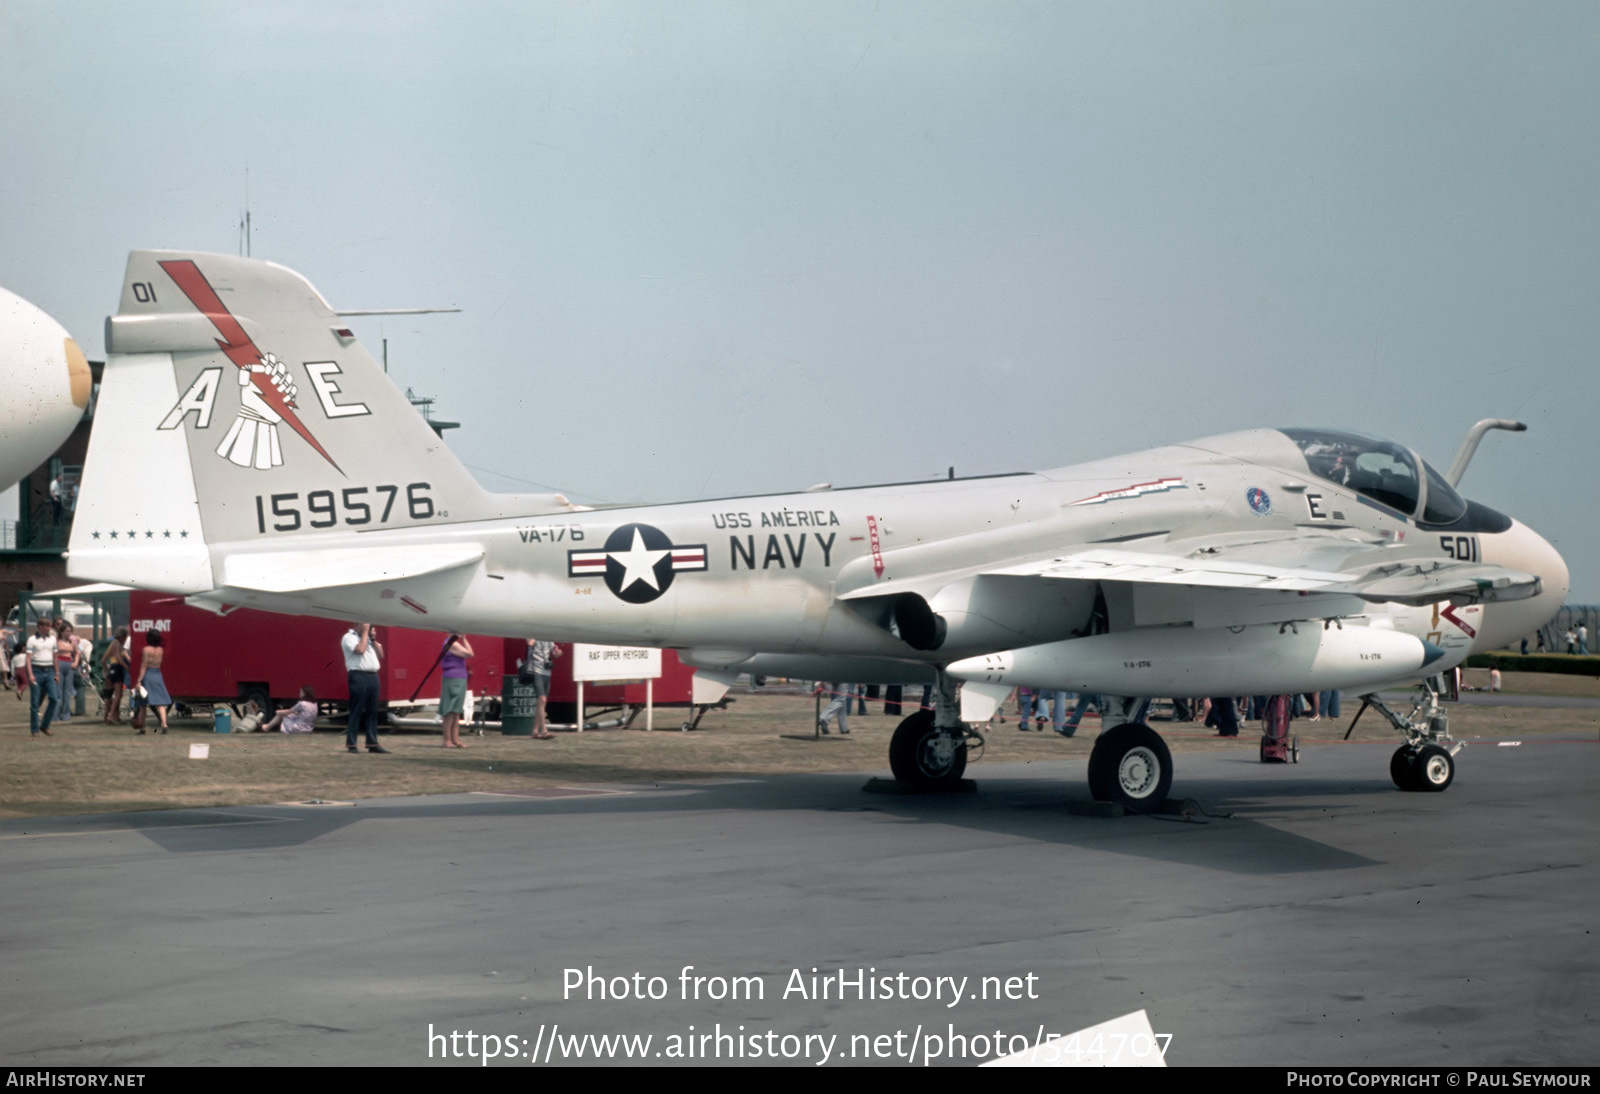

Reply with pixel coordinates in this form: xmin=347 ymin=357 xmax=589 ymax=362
xmin=1280 ymin=428 xmax=1468 ymax=526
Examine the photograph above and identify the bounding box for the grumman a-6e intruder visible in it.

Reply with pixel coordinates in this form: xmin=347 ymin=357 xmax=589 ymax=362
xmin=69 ymin=252 xmax=1569 ymax=806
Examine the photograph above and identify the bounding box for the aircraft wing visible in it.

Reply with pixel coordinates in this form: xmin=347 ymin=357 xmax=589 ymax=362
xmin=985 ymin=546 xmax=1339 ymax=590
xmin=838 ymin=528 xmax=1540 ymax=610
xmin=985 ymin=544 xmax=1541 ymax=605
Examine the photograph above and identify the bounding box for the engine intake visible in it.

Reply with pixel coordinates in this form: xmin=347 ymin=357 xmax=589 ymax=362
xmin=893 ymin=594 xmax=947 ymax=651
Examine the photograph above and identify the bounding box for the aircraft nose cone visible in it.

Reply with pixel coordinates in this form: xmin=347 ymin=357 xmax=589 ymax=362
xmin=1481 ymin=520 xmax=1569 ymax=650
xmin=1506 ymin=519 xmax=1570 ymax=606
xmin=1534 ymin=528 xmax=1571 ymax=608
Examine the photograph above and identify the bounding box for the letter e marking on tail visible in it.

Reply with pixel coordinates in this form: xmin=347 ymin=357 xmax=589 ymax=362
xmin=304 ymin=361 xmax=371 ymax=419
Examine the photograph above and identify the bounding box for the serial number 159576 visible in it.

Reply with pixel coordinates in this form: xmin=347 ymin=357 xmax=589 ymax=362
xmin=253 ymin=482 xmax=438 ymax=533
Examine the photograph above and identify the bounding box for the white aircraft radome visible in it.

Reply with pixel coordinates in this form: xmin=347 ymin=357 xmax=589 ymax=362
xmin=66 ymin=252 xmax=1569 ymax=805
xmin=0 ymin=286 xmax=91 ymax=489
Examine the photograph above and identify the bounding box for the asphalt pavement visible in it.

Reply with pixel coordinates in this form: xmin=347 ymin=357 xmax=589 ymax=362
xmin=1 ymin=736 xmax=1594 ymax=1067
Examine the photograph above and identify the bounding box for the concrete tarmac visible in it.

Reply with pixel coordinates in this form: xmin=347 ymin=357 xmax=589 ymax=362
xmin=1 ymin=737 xmax=1594 ymax=1067
xmin=1378 ymin=690 xmax=1600 ymax=710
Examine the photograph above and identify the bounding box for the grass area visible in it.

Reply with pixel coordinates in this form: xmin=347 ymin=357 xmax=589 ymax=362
xmin=1 ymin=677 xmax=1594 ymax=818
xmin=1457 ymin=667 xmax=1600 ymax=699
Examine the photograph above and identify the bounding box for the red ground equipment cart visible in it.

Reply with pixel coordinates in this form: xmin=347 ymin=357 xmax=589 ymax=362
xmin=1259 ymin=694 xmax=1300 ymax=763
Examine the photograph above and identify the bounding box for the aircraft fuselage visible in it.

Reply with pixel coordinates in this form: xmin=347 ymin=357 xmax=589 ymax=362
xmin=199 ymin=430 xmax=1563 ymax=692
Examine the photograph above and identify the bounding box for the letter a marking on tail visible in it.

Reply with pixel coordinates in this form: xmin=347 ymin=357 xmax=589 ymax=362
xmin=158 ymin=367 xmax=224 ymax=429
xmin=157 ymin=259 xmax=344 ymax=473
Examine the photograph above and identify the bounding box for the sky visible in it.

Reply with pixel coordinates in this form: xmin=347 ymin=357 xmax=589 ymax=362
xmin=2 ymin=1 xmax=1596 ymax=599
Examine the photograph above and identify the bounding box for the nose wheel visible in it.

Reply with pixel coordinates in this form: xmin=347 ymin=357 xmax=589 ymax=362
xmin=1389 ymin=745 xmax=1420 ymax=790
xmin=1390 ymin=744 xmax=1455 ymax=791
xmin=1363 ymin=682 xmax=1462 ymax=793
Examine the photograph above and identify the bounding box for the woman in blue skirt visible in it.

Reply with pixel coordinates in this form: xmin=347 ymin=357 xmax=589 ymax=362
xmin=135 ymin=630 xmax=173 ymax=734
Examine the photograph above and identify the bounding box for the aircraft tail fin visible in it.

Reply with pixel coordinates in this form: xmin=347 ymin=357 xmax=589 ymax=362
xmin=70 ymin=251 xmax=570 ymax=589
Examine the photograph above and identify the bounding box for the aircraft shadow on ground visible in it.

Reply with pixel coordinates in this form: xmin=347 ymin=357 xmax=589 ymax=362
xmin=44 ymin=767 xmax=1390 ymax=875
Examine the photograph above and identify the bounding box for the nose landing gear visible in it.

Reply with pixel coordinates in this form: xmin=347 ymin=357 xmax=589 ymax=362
xmin=1359 ymin=679 xmax=1463 ymax=792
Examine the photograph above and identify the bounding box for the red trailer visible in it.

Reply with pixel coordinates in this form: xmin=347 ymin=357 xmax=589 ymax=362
xmin=119 ymin=590 xmax=724 ymax=728
xmin=127 ymin=589 xmax=506 ymax=717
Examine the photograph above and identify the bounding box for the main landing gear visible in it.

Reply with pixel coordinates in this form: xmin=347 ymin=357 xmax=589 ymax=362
xmin=885 ymin=681 xmax=1175 ymax=809
xmin=888 ymin=709 xmax=970 ymax=787
xmin=887 ymin=673 xmax=979 ymax=790
xmin=1079 ymin=695 xmax=1174 ymax=809
xmin=1087 ymin=722 xmax=1173 ymax=808
xmin=1357 ymin=679 xmax=1462 ymax=793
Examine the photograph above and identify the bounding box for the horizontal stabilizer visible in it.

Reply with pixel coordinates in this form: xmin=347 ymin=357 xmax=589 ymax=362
xmin=223 ymin=543 xmax=484 ymax=592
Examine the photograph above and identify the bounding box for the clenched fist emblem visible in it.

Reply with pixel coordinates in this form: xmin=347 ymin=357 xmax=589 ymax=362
xmin=216 ymin=354 xmax=299 ymax=469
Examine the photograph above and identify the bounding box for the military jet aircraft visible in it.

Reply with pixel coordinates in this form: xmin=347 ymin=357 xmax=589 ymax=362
xmin=67 ymin=251 xmax=1569 ymax=805
xmin=0 ymin=286 xmax=92 ymax=490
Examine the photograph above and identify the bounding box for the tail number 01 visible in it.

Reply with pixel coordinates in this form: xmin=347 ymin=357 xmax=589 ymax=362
xmin=254 ymin=483 xmax=439 ymax=533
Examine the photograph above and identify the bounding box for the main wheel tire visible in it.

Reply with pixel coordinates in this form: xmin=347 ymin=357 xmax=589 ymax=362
xmin=1413 ymin=744 xmax=1455 ymax=792
xmin=1087 ymin=723 xmax=1173 ymax=808
xmin=1390 ymin=745 xmax=1420 ymax=791
xmin=888 ymin=709 xmax=967 ymax=789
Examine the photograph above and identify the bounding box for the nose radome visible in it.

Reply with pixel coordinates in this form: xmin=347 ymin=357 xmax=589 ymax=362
xmin=1480 ymin=520 xmax=1569 ymax=649
xmin=1511 ymin=520 xmax=1569 ymax=606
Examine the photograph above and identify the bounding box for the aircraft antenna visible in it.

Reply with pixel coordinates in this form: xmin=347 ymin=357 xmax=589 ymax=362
xmin=237 ymin=169 xmax=253 ymax=257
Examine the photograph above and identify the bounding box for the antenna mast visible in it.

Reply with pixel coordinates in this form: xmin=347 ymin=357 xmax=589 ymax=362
xmin=238 ymin=169 xmax=252 ymax=257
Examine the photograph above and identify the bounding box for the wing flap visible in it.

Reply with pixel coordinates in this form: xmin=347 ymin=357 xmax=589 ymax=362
xmin=223 ymin=543 xmax=484 ymax=592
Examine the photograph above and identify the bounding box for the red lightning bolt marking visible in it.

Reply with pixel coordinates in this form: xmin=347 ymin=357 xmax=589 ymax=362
xmin=158 ymin=259 xmax=343 ymax=473
xmin=1440 ymin=604 xmax=1477 ymax=639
